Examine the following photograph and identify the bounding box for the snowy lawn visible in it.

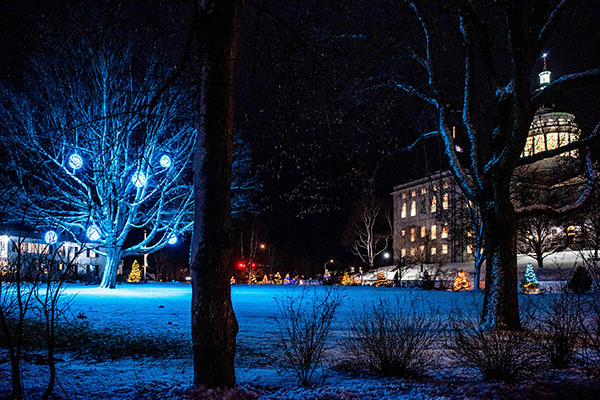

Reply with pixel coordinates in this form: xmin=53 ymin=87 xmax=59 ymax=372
xmin=1 ymin=283 xmax=598 ymax=399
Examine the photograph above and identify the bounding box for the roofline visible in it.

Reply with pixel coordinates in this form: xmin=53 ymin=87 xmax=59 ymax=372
xmin=391 ymin=170 xmax=454 ymax=193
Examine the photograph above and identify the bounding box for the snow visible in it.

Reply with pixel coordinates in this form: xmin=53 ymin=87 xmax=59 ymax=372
xmin=0 ymin=283 xmax=596 ymax=399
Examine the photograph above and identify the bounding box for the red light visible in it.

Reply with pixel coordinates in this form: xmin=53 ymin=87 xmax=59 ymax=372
xmin=237 ymin=262 xmax=245 ymax=270
xmin=251 ymin=263 xmax=256 ymax=267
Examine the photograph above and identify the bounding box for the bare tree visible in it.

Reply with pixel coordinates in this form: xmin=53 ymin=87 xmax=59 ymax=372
xmin=348 ymin=197 xmax=391 ymax=269
xmin=517 ymin=214 xmax=563 ymax=269
xmin=394 ymin=1 xmax=599 ymax=329
xmin=2 ymin=37 xmax=196 ymax=289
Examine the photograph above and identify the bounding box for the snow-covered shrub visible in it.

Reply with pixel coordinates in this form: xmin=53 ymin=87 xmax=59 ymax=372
xmin=446 ymin=308 xmax=543 ymax=382
xmin=524 ymin=291 xmax=584 ymax=369
xmin=568 ymin=266 xmax=592 ymax=294
xmin=580 ymin=295 xmax=600 ymax=380
xmin=273 ymin=286 xmax=344 ymax=386
xmin=345 ymin=297 xmax=440 ymax=378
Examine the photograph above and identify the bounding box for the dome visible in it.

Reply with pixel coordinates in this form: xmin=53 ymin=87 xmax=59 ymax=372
xmin=521 ymin=108 xmax=581 ymax=158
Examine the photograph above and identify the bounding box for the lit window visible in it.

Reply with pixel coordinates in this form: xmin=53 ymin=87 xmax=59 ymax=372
xmin=421 ymin=226 xmax=426 ymax=238
xmin=443 ymin=181 xmax=449 ymax=189
xmin=410 ymin=228 xmax=416 ymax=242
xmin=411 ymin=190 xmax=416 ymax=197
xmin=410 ymin=247 xmax=416 ymax=256
xmin=431 ymin=247 xmax=436 ymax=255
xmin=402 ymin=193 xmax=407 ymax=200
xmin=401 ymin=203 xmax=407 ymax=218
xmin=433 ymin=184 xmax=437 ymax=191
xmin=467 ymin=244 xmax=473 ymax=255
xmin=431 ymin=225 xmax=437 ymax=240
xmin=442 ymin=193 xmax=449 ymax=210
xmin=419 ymin=245 xmax=425 ymax=255
xmin=421 ymin=187 xmax=427 ymax=195
xmin=410 ymin=200 xmax=416 ymax=217
xmin=401 ymin=248 xmax=406 ymax=257
xmin=431 ymin=196 xmax=437 ymax=213
xmin=442 ymin=244 xmax=448 ymax=255
xmin=401 ymin=230 xmax=406 ymax=237
xmin=441 ymin=224 xmax=448 ymax=239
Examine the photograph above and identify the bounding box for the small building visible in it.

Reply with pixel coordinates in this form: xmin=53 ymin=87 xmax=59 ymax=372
xmin=0 ymin=232 xmax=107 ymax=276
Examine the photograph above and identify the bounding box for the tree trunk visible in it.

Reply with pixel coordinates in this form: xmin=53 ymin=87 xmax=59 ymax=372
xmin=536 ymin=251 xmax=544 ymax=269
xmin=190 ymin=0 xmax=242 ymax=388
xmin=482 ymin=193 xmax=521 ymax=330
xmin=99 ymin=247 xmax=121 ymax=289
xmin=10 ymin=348 xmax=23 ymax=400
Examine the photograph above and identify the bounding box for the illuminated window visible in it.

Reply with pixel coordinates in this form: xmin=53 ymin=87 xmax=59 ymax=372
xmin=442 ymin=244 xmax=448 ymax=255
xmin=431 ymin=225 xmax=437 ymax=240
xmin=401 ymin=203 xmax=407 ymax=218
xmin=410 ymin=228 xmax=416 ymax=242
xmin=401 ymin=248 xmax=406 ymax=257
xmin=410 ymin=200 xmax=416 ymax=216
xmin=401 ymin=230 xmax=406 ymax=237
xmin=431 ymin=247 xmax=436 ymax=255
xmin=58 ymin=264 xmax=63 ymax=270
xmin=441 ymin=224 xmax=448 ymax=239
xmin=421 ymin=187 xmax=427 ymax=195
xmin=88 ymin=249 xmax=96 ymax=258
xmin=421 ymin=226 xmax=426 ymax=238
xmin=432 ymin=184 xmax=437 ymax=191
xmin=419 ymin=245 xmax=425 ymax=254
xmin=443 ymin=181 xmax=449 ymax=189
xmin=442 ymin=193 xmax=449 ymax=210
xmin=410 ymin=247 xmax=417 ymax=256
xmin=402 ymin=193 xmax=407 ymax=200
xmin=411 ymin=190 xmax=416 ymax=197
xmin=431 ymin=196 xmax=437 ymax=213
xmin=467 ymin=244 xmax=473 ymax=255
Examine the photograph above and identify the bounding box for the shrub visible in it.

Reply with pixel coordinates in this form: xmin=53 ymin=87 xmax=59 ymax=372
xmin=526 ymin=291 xmax=584 ymax=369
xmin=273 ymin=286 xmax=344 ymax=386
xmin=447 ymin=307 xmax=542 ymax=382
xmin=568 ymin=266 xmax=592 ymax=294
xmin=580 ymin=297 xmax=600 ymax=380
xmin=345 ymin=297 xmax=440 ymax=378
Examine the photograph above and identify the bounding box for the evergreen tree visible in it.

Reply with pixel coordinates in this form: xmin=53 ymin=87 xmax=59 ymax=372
xmin=375 ymin=271 xmax=387 ymax=287
xmin=273 ymin=272 xmax=283 ymax=284
xmin=341 ymin=272 xmax=351 ymax=285
xmin=453 ymin=270 xmax=471 ymax=291
xmin=521 ymin=263 xmax=540 ymax=294
xmin=249 ymin=272 xmax=257 ymax=285
xmin=127 ymin=260 xmax=142 ymax=283
xmin=568 ymin=266 xmax=592 ymax=294
xmin=261 ymin=274 xmax=270 ymax=284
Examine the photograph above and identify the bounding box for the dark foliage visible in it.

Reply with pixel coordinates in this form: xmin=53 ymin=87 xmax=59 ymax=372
xmin=568 ymin=266 xmax=593 ymax=294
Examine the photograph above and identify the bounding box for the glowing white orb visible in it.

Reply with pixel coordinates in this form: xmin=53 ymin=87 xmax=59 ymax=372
xmin=168 ymin=233 xmax=178 ymax=245
xmin=44 ymin=230 xmax=58 ymax=245
xmin=131 ymin=171 xmax=147 ymax=188
xmin=68 ymin=153 xmax=83 ymax=170
xmin=86 ymin=224 xmax=101 ymax=241
xmin=159 ymin=155 xmax=172 ymax=168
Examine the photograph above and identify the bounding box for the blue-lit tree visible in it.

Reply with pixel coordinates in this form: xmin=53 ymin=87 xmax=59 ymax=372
xmin=3 ymin=40 xmax=196 ymax=288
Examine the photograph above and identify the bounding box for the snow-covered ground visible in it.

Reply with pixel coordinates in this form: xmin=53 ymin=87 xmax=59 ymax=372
xmin=0 ymin=283 xmax=597 ymax=399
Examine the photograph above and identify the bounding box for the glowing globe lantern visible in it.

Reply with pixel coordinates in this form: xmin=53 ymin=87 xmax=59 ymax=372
xmin=131 ymin=171 xmax=147 ymax=188
xmin=68 ymin=153 xmax=83 ymax=170
xmin=86 ymin=224 xmax=102 ymax=241
xmin=159 ymin=155 xmax=172 ymax=168
xmin=44 ymin=230 xmax=58 ymax=245
xmin=167 ymin=233 xmax=178 ymax=245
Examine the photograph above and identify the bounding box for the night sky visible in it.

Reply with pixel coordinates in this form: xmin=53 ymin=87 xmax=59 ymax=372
xmin=1 ymin=0 xmax=599 ymax=275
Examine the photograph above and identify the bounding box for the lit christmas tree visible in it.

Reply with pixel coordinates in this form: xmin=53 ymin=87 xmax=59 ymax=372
xmin=261 ymin=274 xmax=270 ymax=284
xmin=273 ymin=272 xmax=283 ymax=284
xmin=453 ymin=270 xmax=471 ymax=291
xmin=521 ymin=263 xmax=540 ymax=294
xmin=284 ymin=273 xmax=293 ymax=285
xmin=323 ymin=269 xmax=331 ymax=283
xmin=230 ymin=276 xmax=236 ymax=284
xmin=375 ymin=271 xmax=387 ymax=287
xmin=127 ymin=260 xmax=141 ymax=283
xmin=249 ymin=272 xmax=258 ymax=285
xmin=341 ymin=272 xmax=351 ymax=285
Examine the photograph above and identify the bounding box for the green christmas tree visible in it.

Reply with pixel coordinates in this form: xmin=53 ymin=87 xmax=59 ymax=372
xmin=261 ymin=274 xmax=270 ymax=284
xmin=521 ymin=263 xmax=540 ymax=294
xmin=273 ymin=272 xmax=283 ymax=284
xmin=127 ymin=260 xmax=142 ymax=283
xmin=249 ymin=272 xmax=257 ymax=284
xmin=323 ymin=269 xmax=331 ymax=283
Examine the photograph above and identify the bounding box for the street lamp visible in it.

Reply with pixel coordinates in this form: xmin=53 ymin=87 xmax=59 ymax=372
xmin=259 ymin=243 xmax=266 ymax=249
xmin=324 ymin=259 xmax=334 ymax=274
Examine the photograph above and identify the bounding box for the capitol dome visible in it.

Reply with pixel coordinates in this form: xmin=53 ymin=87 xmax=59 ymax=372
xmin=521 ymin=108 xmax=581 ymax=158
